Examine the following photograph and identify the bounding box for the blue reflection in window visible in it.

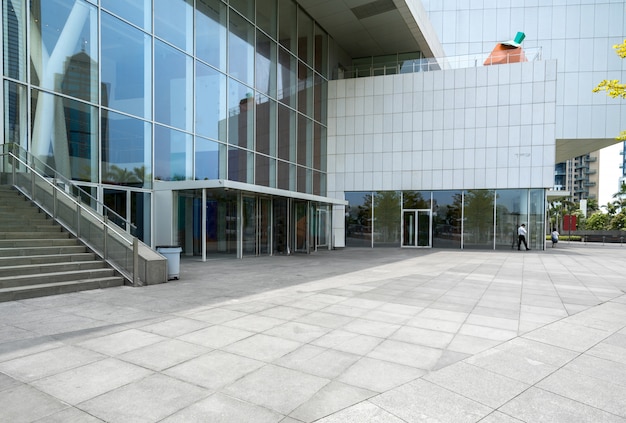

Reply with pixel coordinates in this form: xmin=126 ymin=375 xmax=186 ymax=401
xmin=155 ymin=125 xmax=192 ymax=181
xmin=154 ymin=0 xmax=193 ymax=52
xmin=196 ymin=0 xmax=227 ymax=70
xmin=228 ymin=11 xmax=254 ymax=86
xmin=195 ymin=61 xmax=226 ymax=141
xmin=155 ymin=41 xmax=192 ymax=131
xmin=101 ymin=12 xmax=151 ymax=119
xmin=195 ymin=137 xmax=222 ymax=180
xmin=102 ymin=0 xmax=151 ymax=30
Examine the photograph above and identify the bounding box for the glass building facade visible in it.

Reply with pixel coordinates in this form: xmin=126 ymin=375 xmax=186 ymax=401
xmin=2 ymin=0 xmax=333 ymax=257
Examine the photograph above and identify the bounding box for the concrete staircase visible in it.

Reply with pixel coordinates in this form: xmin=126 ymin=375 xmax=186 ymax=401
xmin=0 ymin=186 xmax=125 ymax=301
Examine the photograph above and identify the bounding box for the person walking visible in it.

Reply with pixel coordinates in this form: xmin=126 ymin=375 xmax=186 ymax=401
xmin=518 ymin=223 xmax=530 ymax=250
xmin=551 ymin=227 xmax=559 ymax=247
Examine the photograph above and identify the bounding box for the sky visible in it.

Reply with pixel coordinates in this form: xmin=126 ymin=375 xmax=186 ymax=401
xmin=598 ymin=142 xmax=623 ymax=207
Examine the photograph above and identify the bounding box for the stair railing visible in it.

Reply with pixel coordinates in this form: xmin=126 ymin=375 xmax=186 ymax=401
xmin=1 ymin=150 xmax=140 ymax=286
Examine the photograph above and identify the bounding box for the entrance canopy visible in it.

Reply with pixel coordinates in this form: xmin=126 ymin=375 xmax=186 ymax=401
xmin=556 ymin=138 xmax=623 ymax=163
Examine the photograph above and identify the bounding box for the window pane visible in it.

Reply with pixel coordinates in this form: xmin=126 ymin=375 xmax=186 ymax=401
xmin=529 ymin=189 xmax=545 ymax=250
xmin=4 ymin=81 xmax=28 ymax=149
xmin=227 ymin=78 xmax=254 ymax=148
xmin=313 ymin=73 xmax=327 ymax=123
xmin=195 ymin=136 xmax=224 ymax=180
xmin=255 ymin=154 xmax=274 ymax=187
xmin=345 ymin=192 xmax=372 ymax=247
xmin=227 ymin=146 xmax=253 ymax=183
xmin=230 ymin=0 xmax=254 ymax=22
xmin=131 ymin=191 xmax=151 ymax=244
xmin=297 ymin=114 xmax=311 ymax=167
xmin=463 ymin=190 xmax=495 ymax=249
xmin=278 ymin=0 xmax=296 ymax=53
xmin=154 ymin=125 xmax=192 ymax=181
xmin=277 ymin=160 xmax=294 ymax=190
xmin=3 ymin=0 xmax=26 ymax=80
xmin=403 ymin=191 xmax=430 ymax=209
xmin=277 ymin=103 xmax=295 ymax=161
xmin=495 ymin=189 xmax=526 ymax=250
xmin=154 ymin=0 xmax=193 ymax=52
xmin=298 ymin=62 xmax=313 ymax=116
xmin=256 ymin=30 xmax=277 ymax=97
xmin=374 ymin=191 xmax=401 ymax=247
xmin=31 ymin=89 xmax=98 ymax=182
xmin=195 ymin=0 xmax=227 ymax=70
xmin=257 ymin=0 xmax=277 ymax=38
xmin=297 ymin=8 xmax=313 ymax=65
xmin=30 ymin=0 xmax=98 ymax=103
xmin=101 ymin=12 xmax=151 ymax=119
xmin=101 ymin=110 xmax=152 ymax=188
xmin=432 ymin=190 xmax=462 ymax=248
xmin=155 ymin=40 xmax=192 ymax=130
xmin=255 ymin=94 xmax=275 ymax=156
xmin=102 ymin=0 xmax=151 ymax=30
xmin=228 ymin=11 xmax=255 ymax=86
xmin=195 ymin=61 xmax=226 ymax=141
xmin=314 ymin=24 xmax=328 ymax=77
xmin=278 ymin=47 xmax=296 ymax=107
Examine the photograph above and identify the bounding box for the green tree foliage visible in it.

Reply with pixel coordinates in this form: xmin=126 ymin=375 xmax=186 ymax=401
xmin=586 ymin=212 xmax=610 ymax=230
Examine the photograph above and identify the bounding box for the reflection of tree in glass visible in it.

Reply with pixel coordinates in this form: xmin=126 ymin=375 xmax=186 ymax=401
xmin=103 ymin=165 xmax=150 ymax=185
xmin=403 ymin=191 xmax=428 ymax=209
xmin=346 ymin=194 xmax=372 ymax=238
xmin=462 ymin=190 xmax=494 ymax=243
xmin=374 ymin=191 xmax=400 ymax=242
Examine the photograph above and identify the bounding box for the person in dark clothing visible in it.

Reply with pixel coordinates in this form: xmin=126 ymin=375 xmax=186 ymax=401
xmin=517 ymin=223 xmax=530 ymax=250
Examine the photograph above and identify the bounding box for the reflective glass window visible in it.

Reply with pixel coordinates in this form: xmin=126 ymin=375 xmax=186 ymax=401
xmin=255 ymin=95 xmax=276 ymax=156
xmin=529 ymin=189 xmax=545 ymax=250
xmin=297 ymin=8 xmax=313 ymax=65
xmin=228 ymin=11 xmax=255 ymax=86
xmin=256 ymin=30 xmax=277 ymax=97
xmin=463 ymin=190 xmax=495 ymax=249
xmin=374 ymin=191 xmax=401 ymax=247
xmin=31 ymin=89 xmax=98 ymax=182
xmin=297 ymin=114 xmax=312 ymax=167
xmin=230 ymin=0 xmax=254 ymax=22
xmin=278 ymin=0 xmax=296 ymax=53
xmin=4 ymin=81 xmax=28 ymax=149
xmin=195 ymin=136 xmax=224 ymax=180
xmin=345 ymin=192 xmax=372 ymax=247
xmin=494 ymin=189 xmax=526 ymax=250
xmin=101 ymin=12 xmax=151 ymax=119
xmin=403 ymin=191 xmax=430 ymax=209
xmin=255 ymin=154 xmax=274 ymax=187
xmin=131 ymin=191 xmax=151 ymax=244
xmin=3 ymin=0 xmax=26 ymax=80
xmin=196 ymin=0 xmax=227 ymax=70
xmin=102 ymin=0 xmax=151 ymax=30
xmin=227 ymin=146 xmax=253 ymax=183
xmin=432 ymin=190 xmax=462 ymax=248
xmin=195 ymin=61 xmax=227 ymax=141
xmin=313 ymin=122 xmax=325 ymax=171
xmin=278 ymin=47 xmax=297 ymax=107
xmin=154 ymin=124 xmax=192 ymax=181
xmin=101 ymin=110 xmax=152 ymax=188
xmin=257 ymin=0 xmax=277 ymax=38
xmin=30 ymin=0 xmax=98 ymax=103
xmin=277 ymin=160 xmax=294 ymax=190
xmin=227 ymin=78 xmax=254 ymax=149
xmin=314 ymin=24 xmax=328 ymax=77
xmin=277 ymin=103 xmax=295 ymax=162
xmin=314 ymin=73 xmax=327 ymax=123
xmin=155 ymin=40 xmax=193 ymax=131
xmin=154 ymin=0 xmax=193 ymax=52
xmin=296 ymin=165 xmax=311 ymax=193
xmin=298 ymin=62 xmax=313 ymax=116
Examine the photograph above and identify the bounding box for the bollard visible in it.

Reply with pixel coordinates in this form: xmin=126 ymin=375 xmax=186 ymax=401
xmin=602 ymin=235 xmax=605 ymax=245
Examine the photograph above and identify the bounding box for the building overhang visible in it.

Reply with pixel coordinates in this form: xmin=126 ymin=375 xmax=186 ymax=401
xmin=297 ymin=0 xmax=445 ymax=58
xmin=556 ymin=138 xmax=623 ymax=163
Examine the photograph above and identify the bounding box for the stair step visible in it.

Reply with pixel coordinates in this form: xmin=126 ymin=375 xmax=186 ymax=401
xmin=0 ymin=277 xmax=125 ymax=302
xmin=0 ymin=245 xmax=87 ymax=257
xmin=0 ymin=268 xmax=116 ymax=289
xmin=0 ymin=224 xmax=61 ymax=232
xmin=0 ymin=260 xmax=105 ymax=278
xmin=0 ymin=238 xmax=77 ymax=248
xmin=0 ymin=253 xmax=96 ymax=266
xmin=0 ymin=231 xmax=66 ymax=239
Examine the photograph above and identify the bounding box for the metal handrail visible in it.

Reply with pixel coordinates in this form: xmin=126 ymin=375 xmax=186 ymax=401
xmin=2 ymin=143 xmax=136 ymax=235
xmin=1 ymin=151 xmax=140 ymax=286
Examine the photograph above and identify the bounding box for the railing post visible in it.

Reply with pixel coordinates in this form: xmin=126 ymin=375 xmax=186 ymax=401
xmin=76 ymin=196 xmax=81 ymax=237
xmin=103 ymin=215 xmax=108 ymax=260
xmin=53 ymin=178 xmax=58 ymax=219
xmin=133 ymin=237 xmax=139 ymax=286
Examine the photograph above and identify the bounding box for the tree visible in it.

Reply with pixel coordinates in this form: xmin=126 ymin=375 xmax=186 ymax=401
xmin=593 ymin=40 xmax=626 ymax=140
xmin=586 ymin=212 xmax=610 ymax=230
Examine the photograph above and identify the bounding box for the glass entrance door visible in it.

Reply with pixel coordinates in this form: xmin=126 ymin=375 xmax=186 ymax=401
xmin=243 ymin=196 xmax=271 ymax=257
xmin=316 ymin=207 xmax=330 ymax=250
xmin=402 ymin=209 xmax=432 ymax=247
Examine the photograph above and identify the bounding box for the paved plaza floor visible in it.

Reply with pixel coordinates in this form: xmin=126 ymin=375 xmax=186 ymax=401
xmin=1 ymin=242 xmax=626 ymax=422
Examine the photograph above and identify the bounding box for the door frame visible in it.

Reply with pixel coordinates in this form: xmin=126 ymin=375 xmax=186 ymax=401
xmin=401 ymin=208 xmax=432 ymax=248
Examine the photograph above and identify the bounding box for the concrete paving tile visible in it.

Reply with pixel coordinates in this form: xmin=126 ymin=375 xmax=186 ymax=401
xmin=499 ymin=387 xmax=626 ymax=423
xmin=320 ymin=303 xmax=369 ymax=317
xmin=14 ymin=313 xmax=105 ymax=336
xmin=371 ymin=378 xmax=492 ymax=422
xmin=77 ymin=328 xmax=167 ymax=356
xmin=285 ymin=298 xmax=330 ymax=311
xmin=446 ymin=334 xmax=502 ymax=355
xmin=160 ymin=392 xmax=283 ymax=423
xmin=418 ymin=308 xmax=468 ymax=322
xmin=586 ymin=342 xmax=626 ymax=365
xmin=0 ymin=324 xmax=39 ymax=343
xmin=341 ymin=318 xmax=400 ymax=338
xmin=177 ymin=324 xmax=254 ymax=348
xmin=223 ymin=364 xmax=329 ymax=415
xmin=466 ymin=314 xmax=519 ymax=331
xmin=79 ymin=373 xmax=210 ymax=423
xmin=223 ymin=314 xmax=287 ymax=332
xmin=359 ymin=309 xmax=412 ymax=324
xmin=306 ymin=293 xmax=350 ymax=304
xmin=314 ymin=331 xmax=383 ymax=355
xmin=431 ymin=349 xmax=471 ymax=370
xmin=314 ymin=401 xmax=406 ymax=423
xmin=289 ymin=381 xmax=376 ymax=422
xmin=520 ymin=304 xmax=568 ymax=317
xmin=0 ymin=384 xmax=68 ymax=423
xmin=258 ymin=305 xmax=312 ymax=320
xmin=0 ymin=345 xmax=104 ymax=382
xmin=458 ymin=323 xmax=517 ymax=341
xmin=0 ymin=336 xmax=64 ymax=363
xmin=32 ymin=406 xmax=105 ymax=422
xmin=390 ymin=326 xmax=454 ymax=348
xmin=424 ymin=361 xmax=529 ymax=408
xmin=164 ymin=350 xmax=264 ymax=389
xmin=0 ymin=371 xmax=20 ymax=392
xmin=220 ymin=300 xmax=277 ymax=313
xmin=601 ymin=333 xmax=626 ymax=349
xmin=537 ymin=368 xmax=626 ymax=416
xmin=183 ymin=307 xmax=247 ymax=324
xmin=376 ymin=302 xmax=424 ymax=316
xmin=477 ymin=411 xmax=525 ymax=423
xmin=337 ymin=356 xmax=425 ymax=392
xmin=136 ymin=317 xmax=210 ymax=337
xmin=367 ymin=339 xmax=441 ymax=369
xmin=564 ymin=354 xmax=626 ymax=388
xmin=275 ymin=344 xmax=360 ymax=379
xmin=223 ymin=333 xmax=303 ymax=362
xmin=406 ymin=315 xmax=463 ymax=333
xmin=264 ymin=321 xmax=330 ymax=343
xmin=522 ymin=322 xmax=610 ymax=352
xmin=294 ymin=311 xmax=354 ymax=329
xmin=119 ymin=339 xmax=209 ymax=371
xmin=31 ymin=358 xmax=152 ymax=404
xmin=494 ymin=337 xmax=578 ymax=367
xmin=465 ymin=348 xmax=558 ymax=384
xmin=339 ymin=297 xmax=385 ymax=310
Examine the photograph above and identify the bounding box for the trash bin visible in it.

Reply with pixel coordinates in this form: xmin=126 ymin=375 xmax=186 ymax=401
xmin=156 ymin=246 xmax=182 ymax=280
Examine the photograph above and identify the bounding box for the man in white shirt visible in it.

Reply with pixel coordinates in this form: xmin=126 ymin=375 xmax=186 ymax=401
xmin=517 ymin=223 xmax=530 ymax=250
